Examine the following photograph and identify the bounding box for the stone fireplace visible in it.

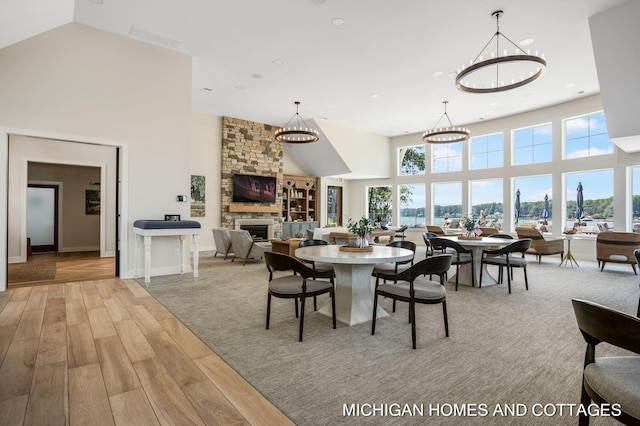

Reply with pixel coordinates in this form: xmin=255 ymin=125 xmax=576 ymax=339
xmin=235 ymin=219 xmax=275 ymax=240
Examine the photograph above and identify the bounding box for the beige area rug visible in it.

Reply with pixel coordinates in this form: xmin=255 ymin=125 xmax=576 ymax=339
xmin=8 ymin=262 xmax=56 ymax=283
xmin=143 ymin=250 xmax=637 ymax=425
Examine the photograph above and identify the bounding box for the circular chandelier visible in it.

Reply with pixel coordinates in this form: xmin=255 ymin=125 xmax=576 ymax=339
xmin=422 ymin=101 xmax=470 ymax=144
xmin=274 ymin=101 xmax=319 ymax=143
xmin=455 ymin=10 xmax=546 ymax=94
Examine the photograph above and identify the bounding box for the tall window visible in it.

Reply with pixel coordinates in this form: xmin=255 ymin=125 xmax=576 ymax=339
xmin=432 ymin=142 xmax=462 ymax=173
xmin=470 ymin=179 xmax=503 ymax=228
xmin=398 ymin=184 xmax=425 ymax=228
xmin=367 ymin=186 xmax=392 ymax=225
xmin=398 ymin=145 xmax=426 ymax=176
xmin=565 ymin=170 xmax=614 ymax=229
xmin=565 ymin=112 xmax=614 ymax=159
xmin=633 ymin=167 xmax=640 ymax=224
xmin=433 ymin=182 xmax=462 ymax=226
xmin=513 ymin=123 xmax=552 ymax=165
xmin=470 ymin=132 xmax=503 ymax=170
xmin=513 ymin=175 xmax=553 ymax=225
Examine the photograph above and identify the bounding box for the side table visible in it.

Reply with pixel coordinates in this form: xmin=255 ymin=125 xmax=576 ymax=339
xmin=560 ymin=236 xmax=579 ymax=268
xmin=271 ymin=239 xmax=303 ymax=259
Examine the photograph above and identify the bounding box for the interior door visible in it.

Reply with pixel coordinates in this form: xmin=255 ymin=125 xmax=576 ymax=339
xmin=327 ymin=186 xmax=343 ymax=226
xmin=27 ymin=184 xmax=59 ymax=253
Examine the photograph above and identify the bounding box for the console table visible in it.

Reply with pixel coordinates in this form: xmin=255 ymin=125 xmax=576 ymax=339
xmin=133 ymin=220 xmax=201 ymax=286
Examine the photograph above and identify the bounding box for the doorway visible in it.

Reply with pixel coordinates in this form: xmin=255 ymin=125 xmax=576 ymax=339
xmin=327 ymin=186 xmax=343 ymax=226
xmin=27 ymin=184 xmax=59 ymax=253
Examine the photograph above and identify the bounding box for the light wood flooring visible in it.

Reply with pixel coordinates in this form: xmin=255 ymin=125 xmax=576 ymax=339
xmin=9 ymin=252 xmax=115 ymax=287
xmin=0 ymin=277 xmax=293 ymax=425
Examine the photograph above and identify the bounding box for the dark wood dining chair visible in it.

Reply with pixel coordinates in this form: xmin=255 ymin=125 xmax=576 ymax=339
xmin=372 ymin=255 xmax=453 ymax=349
xmin=479 ymin=239 xmax=532 ymax=293
xmin=571 ymin=299 xmax=640 ymax=425
xmin=264 ymin=251 xmax=335 ymax=341
xmin=429 ymin=237 xmax=474 ymax=290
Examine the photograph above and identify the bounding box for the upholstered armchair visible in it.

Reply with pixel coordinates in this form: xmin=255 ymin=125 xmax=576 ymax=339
xmin=212 ymin=228 xmax=234 ymax=259
xmin=229 ymin=230 xmax=272 ymax=265
xmin=515 ymin=227 xmax=564 ymax=264
xmin=596 ymin=231 xmax=640 ymax=274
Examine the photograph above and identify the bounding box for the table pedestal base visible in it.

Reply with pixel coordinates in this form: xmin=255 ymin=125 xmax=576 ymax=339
xmin=318 ymin=263 xmax=388 ymax=326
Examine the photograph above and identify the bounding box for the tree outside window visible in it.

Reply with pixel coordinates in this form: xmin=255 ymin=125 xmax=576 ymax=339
xmin=398 ymin=145 xmax=426 ymax=176
xmin=633 ymin=167 xmax=640 ymax=224
xmin=367 ymin=186 xmax=392 ymax=225
xmin=565 ymin=112 xmax=614 ymax=159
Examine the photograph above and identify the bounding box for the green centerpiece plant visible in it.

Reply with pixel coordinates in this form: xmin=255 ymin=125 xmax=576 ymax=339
xmin=347 ymin=216 xmax=373 ymax=248
xmin=461 ymin=215 xmax=478 ymax=238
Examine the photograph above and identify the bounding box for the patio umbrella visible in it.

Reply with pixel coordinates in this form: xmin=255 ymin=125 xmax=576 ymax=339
xmin=541 ymin=194 xmax=549 ymax=220
xmin=575 ymin=182 xmax=584 ymax=226
xmin=515 ymin=189 xmax=521 ymax=224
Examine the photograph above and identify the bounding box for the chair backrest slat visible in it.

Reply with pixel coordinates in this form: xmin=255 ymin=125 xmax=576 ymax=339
xmin=572 ymin=299 xmax=640 ymax=354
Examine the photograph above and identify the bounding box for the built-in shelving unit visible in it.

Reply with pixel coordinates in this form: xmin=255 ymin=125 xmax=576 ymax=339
xmin=282 ymin=174 xmax=319 ymax=238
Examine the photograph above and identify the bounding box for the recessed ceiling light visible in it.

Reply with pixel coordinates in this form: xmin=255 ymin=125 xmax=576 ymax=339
xmin=433 ymin=71 xmax=444 ymax=77
xmin=370 ymin=94 xmax=380 ymax=99
xmin=489 ymin=102 xmax=498 ymax=106
xmin=332 ymin=18 xmax=345 ymax=26
xmin=235 ymin=85 xmax=245 ymax=90
xmin=272 ymin=59 xmax=284 ymax=65
xmin=519 ymin=38 xmax=535 ymax=46
xmin=566 ymin=83 xmax=577 ymax=88
xmin=251 ymin=73 xmax=263 ymax=79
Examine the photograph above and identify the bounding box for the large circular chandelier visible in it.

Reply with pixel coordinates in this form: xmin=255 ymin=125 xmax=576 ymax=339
xmin=422 ymin=101 xmax=470 ymax=144
xmin=456 ymin=10 xmax=546 ymax=94
xmin=274 ymin=101 xmax=319 ymax=143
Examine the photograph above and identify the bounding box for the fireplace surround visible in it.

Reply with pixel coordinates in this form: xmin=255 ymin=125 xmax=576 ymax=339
xmin=235 ymin=219 xmax=274 ymax=240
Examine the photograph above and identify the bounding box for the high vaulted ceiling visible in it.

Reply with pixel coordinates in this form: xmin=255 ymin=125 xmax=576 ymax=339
xmin=1 ymin=0 xmax=629 ymax=137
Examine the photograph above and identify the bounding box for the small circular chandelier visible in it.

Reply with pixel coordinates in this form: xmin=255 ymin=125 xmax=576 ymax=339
xmin=456 ymin=10 xmax=546 ymax=94
xmin=274 ymin=101 xmax=319 ymax=143
xmin=422 ymin=101 xmax=470 ymax=144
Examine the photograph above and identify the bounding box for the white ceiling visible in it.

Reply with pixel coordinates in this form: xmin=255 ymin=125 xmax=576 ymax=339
xmin=1 ymin=0 xmax=629 ymax=137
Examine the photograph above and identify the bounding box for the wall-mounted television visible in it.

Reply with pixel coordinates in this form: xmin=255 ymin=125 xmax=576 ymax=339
xmin=232 ymin=174 xmax=277 ymax=203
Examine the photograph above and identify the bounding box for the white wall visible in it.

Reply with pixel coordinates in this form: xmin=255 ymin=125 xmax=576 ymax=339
xmin=190 ymin=113 xmax=222 ymax=250
xmin=0 ymin=22 xmax=193 ymax=289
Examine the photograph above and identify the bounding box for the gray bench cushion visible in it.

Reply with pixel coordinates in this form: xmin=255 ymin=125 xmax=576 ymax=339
xmin=134 ymin=220 xmax=201 ymax=229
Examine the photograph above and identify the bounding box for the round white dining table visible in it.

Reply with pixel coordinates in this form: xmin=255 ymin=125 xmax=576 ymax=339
xmin=440 ymin=236 xmax=515 ymax=287
xmin=295 ymin=245 xmax=414 ymax=326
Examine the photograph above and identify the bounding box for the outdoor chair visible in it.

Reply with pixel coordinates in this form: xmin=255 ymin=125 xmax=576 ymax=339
xmin=429 ymin=237 xmax=474 ymax=290
xmin=596 ymin=231 xmax=640 ymax=274
xmin=426 ymin=225 xmax=446 ymax=236
xmin=264 ymin=251 xmax=335 ymax=342
xmin=515 ymin=227 xmax=564 ymax=264
xmin=394 ymin=225 xmax=408 ymax=240
xmin=372 ymin=255 xmax=453 ymax=349
xmin=479 ymin=227 xmax=498 ymax=236
xmin=571 ymin=299 xmax=640 ymax=425
xmin=480 ymin=239 xmax=532 ymax=293
xmin=212 ymin=228 xmax=234 ymax=259
xmin=229 ymin=229 xmax=272 ymax=265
